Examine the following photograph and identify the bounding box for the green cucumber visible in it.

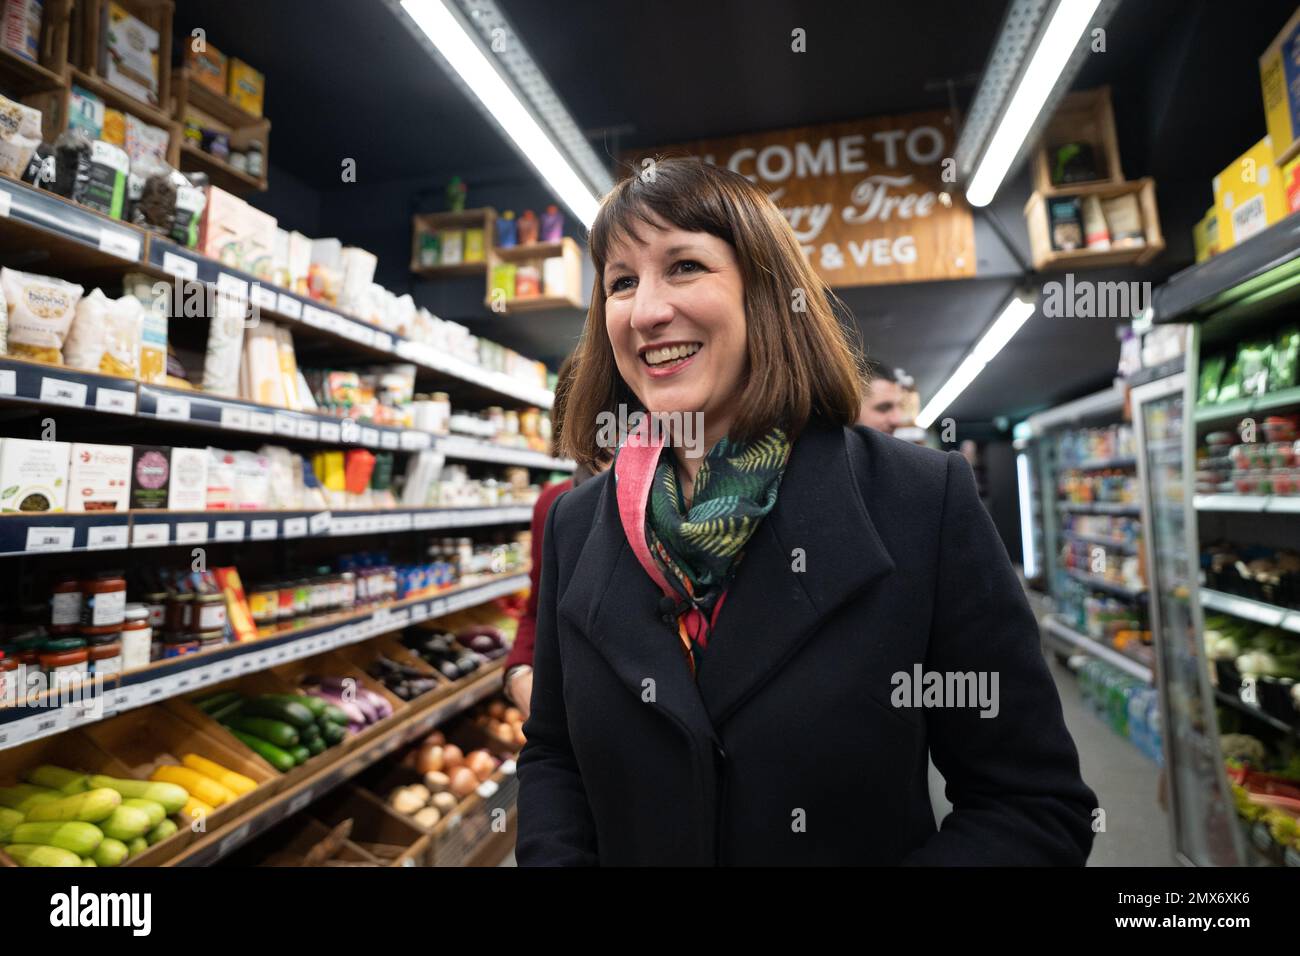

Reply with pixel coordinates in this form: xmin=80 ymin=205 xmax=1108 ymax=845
xmin=0 ymin=807 xmax=23 ymax=841
xmin=304 ymin=737 xmax=325 ymax=757
xmin=229 ymin=729 xmax=296 ymax=773
xmin=0 ymin=784 xmax=59 ymax=812
xmin=121 ymin=799 xmax=165 ymax=829
xmin=229 ymin=716 xmax=298 ymax=748
xmin=242 ymin=697 xmax=315 ymax=729
xmin=10 ymin=821 xmax=103 ymax=857
xmin=125 ymin=836 xmax=148 ymax=858
xmin=288 ymin=745 xmax=311 ymax=765
xmin=319 ymin=721 xmax=346 ymax=746
xmin=92 ymin=837 xmax=128 ymax=867
xmin=320 ymin=704 xmax=350 ymax=725
xmin=23 ymin=788 xmax=121 ymax=824
xmin=99 ymin=805 xmax=152 ymax=842
xmin=4 ymin=843 xmax=82 ymax=867
xmin=208 ymin=699 xmax=244 ymax=723
xmin=25 ymin=765 xmax=89 ymax=794
xmin=264 ymin=693 xmax=327 ymax=717
xmin=196 ymin=690 xmax=242 ymax=713
xmin=85 ymin=776 xmax=188 ymax=815
xmin=146 ymin=819 xmax=177 ymax=846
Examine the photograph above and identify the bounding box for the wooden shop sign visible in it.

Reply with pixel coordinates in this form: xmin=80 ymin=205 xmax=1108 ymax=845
xmin=628 ymin=109 xmax=976 ymax=287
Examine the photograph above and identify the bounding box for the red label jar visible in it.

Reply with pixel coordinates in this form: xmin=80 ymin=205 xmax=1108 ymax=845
xmin=49 ymin=577 xmax=82 ymax=635
xmin=80 ymin=572 xmax=126 ymax=634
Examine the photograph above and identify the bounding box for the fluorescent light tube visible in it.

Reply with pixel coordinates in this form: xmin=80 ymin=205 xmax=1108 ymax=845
xmin=1017 ymin=452 xmax=1038 ymax=578
xmin=966 ymin=0 xmax=1102 ymax=207
xmin=916 ymin=294 xmax=1036 ymax=428
xmin=400 ymin=0 xmax=602 ymax=226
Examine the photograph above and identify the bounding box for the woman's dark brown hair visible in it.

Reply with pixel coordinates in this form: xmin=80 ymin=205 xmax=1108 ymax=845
xmin=563 ymin=157 xmax=864 ymax=469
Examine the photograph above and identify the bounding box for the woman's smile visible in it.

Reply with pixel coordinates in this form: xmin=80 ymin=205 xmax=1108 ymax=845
xmin=639 ymin=340 xmax=703 ymax=376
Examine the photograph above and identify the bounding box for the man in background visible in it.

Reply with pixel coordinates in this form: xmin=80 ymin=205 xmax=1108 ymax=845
xmin=858 ymin=360 xmax=905 ymax=435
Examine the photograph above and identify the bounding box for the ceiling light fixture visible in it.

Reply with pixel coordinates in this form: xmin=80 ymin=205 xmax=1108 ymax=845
xmin=963 ymin=0 xmax=1105 ymax=208
xmin=916 ymin=292 xmax=1037 ymax=428
xmin=395 ymin=0 xmax=604 ymax=226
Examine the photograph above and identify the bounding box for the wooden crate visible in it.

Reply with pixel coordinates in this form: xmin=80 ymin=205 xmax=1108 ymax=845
xmin=0 ymin=0 xmax=70 ymax=95
xmin=80 ymin=704 xmax=278 ymax=863
xmin=486 ymin=235 xmax=583 ymax=312
xmin=1032 ymin=86 xmax=1124 ymax=196
xmin=171 ymin=66 xmax=270 ymax=194
xmin=1024 ymin=177 xmax=1164 ymax=273
xmin=411 ymin=207 xmax=495 ymax=277
xmin=219 ymin=813 xmax=378 ymax=867
xmin=310 ymin=783 xmax=431 ymax=867
xmin=330 ymin=632 xmax=453 ymax=707
xmin=71 ymin=0 xmax=172 ymax=110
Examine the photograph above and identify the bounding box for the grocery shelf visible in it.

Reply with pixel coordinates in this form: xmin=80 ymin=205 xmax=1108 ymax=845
xmin=168 ymin=662 xmax=509 ymax=866
xmin=1042 ymin=616 xmax=1154 ymax=684
xmin=0 ymin=46 xmax=66 ymax=94
xmin=1201 ymin=589 xmax=1300 ymax=633
xmin=1194 ymin=387 xmax=1300 ymax=425
xmin=0 ymin=172 xmax=555 ymax=409
xmin=1215 ymin=689 xmax=1300 ymax=739
xmin=0 ymin=571 xmax=530 ymax=750
xmin=1193 ymin=494 xmax=1300 ymax=514
xmin=0 ymin=362 xmax=571 ymax=470
xmin=1062 ymin=531 xmax=1139 ymax=554
xmin=1061 ymin=456 xmax=1138 ymax=470
xmin=1056 ymin=501 xmax=1142 ymax=515
xmin=1066 ymin=569 xmax=1147 ymax=601
xmin=177 ymin=141 xmax=267 ymax=194
xmin=1151 ymin=210 xmax=1300 ymax=325
xmin=0 ymin=504 xmax=533 ymax=557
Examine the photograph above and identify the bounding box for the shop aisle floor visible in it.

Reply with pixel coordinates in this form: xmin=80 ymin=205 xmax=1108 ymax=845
xmin=1047 ymin=654 xmax=1175 ymax=866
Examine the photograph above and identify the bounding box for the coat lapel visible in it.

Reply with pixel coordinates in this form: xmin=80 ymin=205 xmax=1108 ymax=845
xmin=695 ymin=421 xmax=896 ymax=725
xmin=557 ymin=473 xmax=717 ymax=743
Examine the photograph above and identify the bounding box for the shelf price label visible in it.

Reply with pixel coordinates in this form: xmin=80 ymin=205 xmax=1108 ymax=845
xmin=361 ymin=427 xmax=380 ymax=447
xmin=25 ymin=526 xmax=74 ymax=552
xmin=251 ymin=284 xmax=278 ymax=312
xmin=95 ymin=387 xmax=137 ymax=415
xmin=250 ymin=519 xmax=278 ymax=540
xmin=86 ymin=524 xmax=129 ymax=551
xmin=98 ymin=229 xmax=141 ymax=261
xmin=296 ymin=419 xmax=319 ymax=440
xmin=276 ymin=294 xmax=303 ymax=319
xmin=220 ymin=406 xmax=251 ymax=431
xmin=156 ymin=395 xmax=191 ymax=421
xmin=176 ymin=522 xmax=208 ymax=545
xmin=215 ymin=520 xmax=245 ymax=542
xmin=249 ymin=411 xmax=275 ymax=434
xmin=283 ymin=517 xmax=308 ymax=538
xmin=132 ymin=523 xmax=170 ymax=548
xmin=162 ymin=251 xmax=198 ymax=279
xmin=40 ymin=377 xmax=87 ymax=407
xmin=274 ymin=414 xmax=297 ymax=437
xmin=319 ymin=421 xmax=341 ymax=443
xmin=309 ymin=511 xmax=331 ymax=535
xmin=380 ymin=431 xmax=399 ymax=450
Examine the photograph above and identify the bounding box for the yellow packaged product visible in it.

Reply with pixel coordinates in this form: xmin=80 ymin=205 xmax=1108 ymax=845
xmin=1 ymin=268 xmax=84 ymax=365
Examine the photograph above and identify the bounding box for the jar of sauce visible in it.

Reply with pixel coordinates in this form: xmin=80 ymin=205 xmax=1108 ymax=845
xmin=80 ymin=572 xmax=126 ymax=634
xmin=192 ymin=593 xmax=227 ymax=633
xmin=195 ymin=629 xmax=224 ymax=650
xmin=49 ymin=577 xmax=82 ymax=635
xmin=88 ymin=641 xmax=122 ymax=677
xmin=10 ymin=631 xmax=43 ymax=706
xmin=166 ymin=592 xmax=194 ymax=633
xmin=120 ymin=604 xmax=152 ymax=672
xmin=40 ymin=637 xmax=88 ymax=681
xmin=140 ymin=591 xmax=168 ymax=630
xmin=248 ymin=585 xmax=277 ymax=627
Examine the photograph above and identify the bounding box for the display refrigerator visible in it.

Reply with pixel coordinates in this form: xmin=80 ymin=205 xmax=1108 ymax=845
xmin=1143 ymin=212 xmax=1300 ymax=866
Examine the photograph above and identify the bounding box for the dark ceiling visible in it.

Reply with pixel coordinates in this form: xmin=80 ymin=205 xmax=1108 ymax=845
xmin=171 ymin=0 xmax=1300 ymax=428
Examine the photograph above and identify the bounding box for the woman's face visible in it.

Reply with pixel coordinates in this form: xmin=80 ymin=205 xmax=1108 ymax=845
xmin=603 ymin=218 xmax=748 ymax=446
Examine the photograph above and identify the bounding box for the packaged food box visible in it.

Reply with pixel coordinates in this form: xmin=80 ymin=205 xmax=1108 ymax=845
xmin=186 ymin=41 xmax=228 ymax=96
xmin=168 ymin=447 xmax=208 ymax=510
xmin=1193 ymin=207 xmax=1220 ymax=262
xmin=2 ymin=0 xmax=43 ymax=64
xmin=0 ymin=437 xmax=69 ymax=512
xmin=228 ymin=58 xmax=264 ymax=117
xmin=1213 ymin=137 xmax=1289 ymax=249
xmin=1259 ymin=6 xmax=1300 ymax=170
xmin=100 ymin=1 xmax=160 ymax=106
xmin=67 ymin=442 xmax=132 ymax=512
xmin=129 ymin=446 xmax=171 ymax=510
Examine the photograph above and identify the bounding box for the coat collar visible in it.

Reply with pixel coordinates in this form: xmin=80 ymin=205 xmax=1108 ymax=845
xmin=557 ymin=419 xmax=895 ymax=738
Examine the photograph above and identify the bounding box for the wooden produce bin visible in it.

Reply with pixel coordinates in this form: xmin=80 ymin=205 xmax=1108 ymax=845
xmin=352 ymin=753 xmax=485 ymax=867
xmin=331 ymin=633 xmax=452 ymax=710
xmin=219 ymin=813 xmax=378 ymax=867
xmin=0 ymin=727 xmax=138 ymax=867
xmin=310 ymin=783 xmax=431 ymax=867
xmin=80 ymin=704 xmax=278 ymax=864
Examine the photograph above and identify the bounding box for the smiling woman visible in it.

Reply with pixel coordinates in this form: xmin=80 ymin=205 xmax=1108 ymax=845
xmin=516 ymin=157 xmax=1097 ymax=867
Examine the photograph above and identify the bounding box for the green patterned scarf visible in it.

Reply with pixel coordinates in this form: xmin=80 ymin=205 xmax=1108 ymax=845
xmin=646 ymin=427 xmax=791 ymax=647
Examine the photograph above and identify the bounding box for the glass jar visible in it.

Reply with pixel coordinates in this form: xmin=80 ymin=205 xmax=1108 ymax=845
xmin=339 ymin=572 xmax=356 ymax=609
xmin=166 ymin=592 xmax=194 ymax=633
xmin=50 ymin=577 xmax=82 ymax=635
xmin=80 ymin=572 xmax=126 ymax=634
xmin=40 ymin=637 xmax=88 ymax=681
xmin=88 ymin=641 xmax=122 ymax=677
xmin=11 ymin=632 xmax=42 ymax=706
xmin=192 ymin=593 xmax=227 ymax=634
xmin=194 ymin=629 xmax=224 ymax=650
xmin=248 ymin=585 xmax=278 ymax=626
xmin=120 ymin=604 xmax=152 ymax=672
xmin=141 ymin=591 xmax=168 ymax=630
xmin=246 ymin=140 xmax=264 ymax=178
xmin=277 ymin=581 xmax=297 ymax=626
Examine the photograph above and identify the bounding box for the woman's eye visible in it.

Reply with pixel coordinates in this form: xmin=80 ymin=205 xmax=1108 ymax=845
xmin=673 ymin=259 xmax=704 ymax=275
xmin=608 ymin=276 xmax=635 ymax=294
